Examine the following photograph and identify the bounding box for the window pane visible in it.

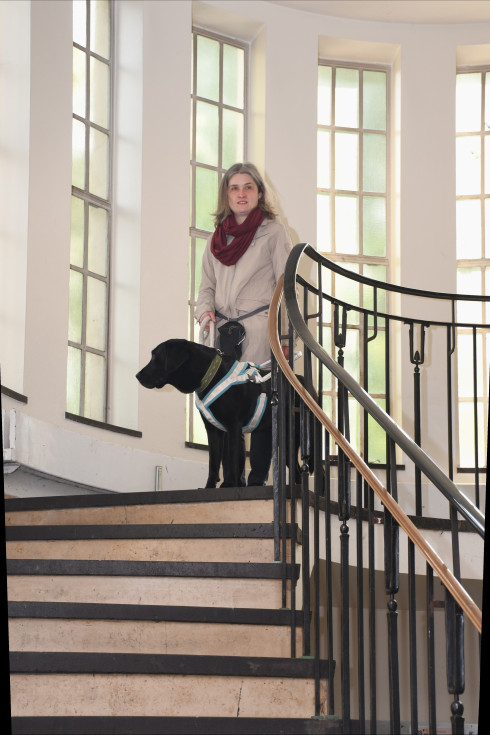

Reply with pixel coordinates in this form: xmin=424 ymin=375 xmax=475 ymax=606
xmin=222 ymin=109 xmax=244 ymax=169
xmin=73 ymin=47 xmax=86 ymax=118
xmin=194 ymin=237 xmax=208 ymax=298
xmin=73 ymin=0 xmax=86 ymax=47
xmin=456 ymin=199 xmax=481 ymax=259
xmin=458 ymin=401 xmax=484 ymax=467
xmin=335 ymin=195 xmax=358 ymax=254
xmin=67 ymin=346 xmax=82 ymax=414
xmin=367 ymin=330 xmax=386 ymax=394
xmin=363 ymin=197 xmax=386 ymax=257
xmin=90 ymin=0 xmax=110 ymax=59
xmin=317 ymin=129 xmax=330 ymax=188
xmin=456 ymin=73 xmax=482 ymax=133
xmin=317 ymin=193 xmax=331 ymax=251
xmin=344 ymin=328 xmax=360 ymax=381
xmin=363 ymin=264 xmax=387 ymax=314
xmin=88 ymin=204 xmax=108 ymax=276
xmin=68 ymin=270 xmax=83 ymax=343
xmin=363 ymin=71 xmax=386 ymax=131
xmin=456 ymin=136 xmax=481 ymax=195
xmin=195 ymin=166 xmax=218 ymax=232
xmin=72 ymin=119 xmax=86 ymax=189
xmin=485 ymin=72 xmax=490 ymax=130
xmin=223 ymin=44 xmax=244 ymax=108
xmin=335 ymin=264 xmax=360 ymax=321
xmin=485 ymin=136 xmax=490 ymax=194
xmin=195 ymin=101 xmax=219 ymax=166
xmin=89 ymin=127 xmax=109 ymax=199
xmin=196 ymin=35 xmax=219 ymax=101
xmin=486 ymin=199 xmax=490 ymax=258
xmin=335 ymin=68 xmax=359 ymax=128
xmin=70 ymin=196 xmax=85 ymax=268
xmin=335 ymin=131 xmax=358 ymax=191
xmin=318 ymin=65 xmax=332 ymax=125
xmin=368 ymin=398 xmax=387 ymax=464
xmin=90 ymin=56 xmax=109 ymax=129
xmin=457 ymin=268 xmax=483 ymax=324
xmin=84 ymin=351 xmax=106 ymax=421
xmin=86 ymin=276 xmax=107 ymax=350
xmin=363 ymin=133 xmax=386 ymax=193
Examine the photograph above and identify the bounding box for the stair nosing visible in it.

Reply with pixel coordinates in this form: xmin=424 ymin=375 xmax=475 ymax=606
xmin=5 ymin=486 xmax=274 ymax=512
xmin=7 ymin=558 xmax=299 ymax=579
xmin=8 ymin=600 xmax=305 ymax=625
xmin=6 ymin=522 xmax=297 ymax=541
xmin=10 ymin=715 xmax=343 ymax=735
xmin=9 ymin=651 xmax=334 ymax=678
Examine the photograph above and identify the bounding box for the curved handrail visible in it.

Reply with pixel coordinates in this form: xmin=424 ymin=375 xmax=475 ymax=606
xmin=284 ymin=244 xmax=485 ymax=539
xmin=268 ymin=275 xmax=483 ymax=634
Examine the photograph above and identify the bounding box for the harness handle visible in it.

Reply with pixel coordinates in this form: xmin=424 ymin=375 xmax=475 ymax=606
xmin=199 ymin=316 xmax=216 ymax=347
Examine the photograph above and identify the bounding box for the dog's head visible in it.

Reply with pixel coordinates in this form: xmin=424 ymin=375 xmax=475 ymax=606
xmin=136 ymin=339 xmax=195 ymax=392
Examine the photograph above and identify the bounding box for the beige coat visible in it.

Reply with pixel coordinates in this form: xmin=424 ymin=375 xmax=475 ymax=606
xmin=195 ymin=218 xmax=292 ymax=364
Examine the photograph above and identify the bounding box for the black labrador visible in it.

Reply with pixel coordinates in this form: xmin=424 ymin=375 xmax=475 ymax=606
xmin=136 ymin=339 xmax=272 ymax=488
xmin=136 ymin=338 xmax=311 ymax=489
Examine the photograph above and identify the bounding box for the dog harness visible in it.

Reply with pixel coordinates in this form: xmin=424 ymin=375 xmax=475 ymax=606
xmin=195 ymin=360 xmax=268 ymax=433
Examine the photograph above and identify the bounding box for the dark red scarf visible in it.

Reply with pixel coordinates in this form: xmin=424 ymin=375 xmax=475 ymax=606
xmin=210 ymin=208 xmax=264 ymax=266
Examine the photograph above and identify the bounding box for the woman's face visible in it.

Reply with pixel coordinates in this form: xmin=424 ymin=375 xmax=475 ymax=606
xmin=227 ymin=173 xmax=261 ymax=224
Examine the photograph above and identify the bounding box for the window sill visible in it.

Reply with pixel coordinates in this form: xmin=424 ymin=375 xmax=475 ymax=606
xmin=65 ymin=412 xmax=142 ymax=438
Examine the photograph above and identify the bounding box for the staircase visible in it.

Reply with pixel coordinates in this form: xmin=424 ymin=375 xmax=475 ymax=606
xmin=6 ymin=486 xmax=339 ymax=734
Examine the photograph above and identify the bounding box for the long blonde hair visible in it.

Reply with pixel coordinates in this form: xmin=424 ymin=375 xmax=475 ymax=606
xmin=213 ymin=162 xmax=276 ymax=227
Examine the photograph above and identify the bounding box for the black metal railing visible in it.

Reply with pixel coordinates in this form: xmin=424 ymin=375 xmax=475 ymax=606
xmin=269 ymin=244 xmax=485 ymax=735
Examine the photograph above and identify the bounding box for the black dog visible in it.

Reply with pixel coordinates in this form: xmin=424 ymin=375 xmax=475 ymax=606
xmin=136 ymin=339 xmax=274 ymax=488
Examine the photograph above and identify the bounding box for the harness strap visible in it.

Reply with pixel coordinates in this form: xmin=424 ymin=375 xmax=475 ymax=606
xmin=195 ymin=360 xmax=268 ymax=433
xmin=215 ymin=304 xmax=268 ymax=323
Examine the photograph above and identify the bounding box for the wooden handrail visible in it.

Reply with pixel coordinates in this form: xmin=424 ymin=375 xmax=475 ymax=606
xmin=269 ymin=275 xmax=483 ymax=634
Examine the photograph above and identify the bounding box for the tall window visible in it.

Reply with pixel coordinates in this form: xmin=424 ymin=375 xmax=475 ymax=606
xmin=317 ymin=61 xmax=390 ymax=462
xmin=187 ymin=28 xmax=247 ymax=445
xmin=455 ymin=68 xmax=490 ymax=468
xmin=68 ymin=0 xmax=113 ymax=422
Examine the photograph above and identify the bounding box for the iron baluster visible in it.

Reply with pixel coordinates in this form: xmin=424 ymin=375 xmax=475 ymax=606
xmin=408 ymin=321 xmax=428 ymax=516
xmin=385 ymin=439 xmax=400 ymax=734
xmin=356 ymin=471 xmax=366 ymax=733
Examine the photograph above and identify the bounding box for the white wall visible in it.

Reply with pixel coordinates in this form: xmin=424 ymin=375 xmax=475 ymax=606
xmin=1 ymin=0 xmax=489 ymax=496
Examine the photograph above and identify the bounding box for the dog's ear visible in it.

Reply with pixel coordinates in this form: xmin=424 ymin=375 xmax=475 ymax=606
xmin=159 ymin=341 xmax=190 ymax=375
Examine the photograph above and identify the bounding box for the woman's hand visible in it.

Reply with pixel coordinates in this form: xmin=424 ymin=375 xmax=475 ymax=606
xmin=199 ymin=312 xmax=216 ymax=333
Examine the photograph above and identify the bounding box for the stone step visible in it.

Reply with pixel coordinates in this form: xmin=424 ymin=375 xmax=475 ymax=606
xmin=6 ymin=523 xmax=296 ymax=563
xmin=5 ymin=487 xmax=275 ymax=527
xmin=7 ymin=558 xmax=297 ymax=609
xmin=10 ymin=652 xmax=334 ymax=719
xmin=10 ymin=715 xmax=343 ymax=735
xmin=9 ymin=601 xmax=304 ymax=658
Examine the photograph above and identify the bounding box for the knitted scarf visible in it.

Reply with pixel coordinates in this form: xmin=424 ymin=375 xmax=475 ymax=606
xmin=210 ymin=208 xmax=264 ymax=266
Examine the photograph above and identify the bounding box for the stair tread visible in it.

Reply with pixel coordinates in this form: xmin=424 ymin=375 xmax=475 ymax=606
xmin=10 ymin=651 xmax=334 ymax=677
xmin=7 ymin=558 xmax=299 ymax=578
xmin=10 ymin=716 xmax=343 ymax=735
xmin=8 ymin=600 xmax=305 ymax=625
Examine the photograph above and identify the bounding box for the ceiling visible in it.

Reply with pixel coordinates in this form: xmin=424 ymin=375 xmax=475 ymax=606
xmin=269 ymin=1 xmax=490 ymax=25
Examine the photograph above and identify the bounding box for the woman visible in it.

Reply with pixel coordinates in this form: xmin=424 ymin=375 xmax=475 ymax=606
xmin=195 ymin=162 xmax=292 ymax=485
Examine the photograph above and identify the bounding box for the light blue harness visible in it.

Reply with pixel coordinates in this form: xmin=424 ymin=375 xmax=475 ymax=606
xmin=195 ymin=360 xmax=268 ymax=433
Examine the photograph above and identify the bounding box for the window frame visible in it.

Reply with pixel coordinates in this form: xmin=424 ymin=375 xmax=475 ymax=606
xmin=317 ymin=58 xmax=392 ymax=464
xmin=187 ymin=26 xmax=249 ymax=447
xmin=455 ymin=65 xmax=490 ymax=470
xmin=68 ymin=0 xmax=114 ymax=423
